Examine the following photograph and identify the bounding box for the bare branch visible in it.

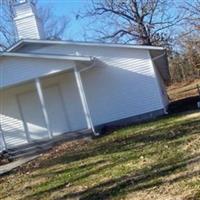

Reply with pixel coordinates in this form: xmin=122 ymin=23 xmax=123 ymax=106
xmin=80 ymin=0 xmax=183 ymax=46
xmin=0 ymin=0 xmax=69 ymax=50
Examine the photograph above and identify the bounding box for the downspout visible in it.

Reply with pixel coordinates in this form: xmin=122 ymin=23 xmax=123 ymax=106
xmin=76 ymin=57 xmax=100 ymax=136
xmin=79 ymin=57 xmax=97 ymax=73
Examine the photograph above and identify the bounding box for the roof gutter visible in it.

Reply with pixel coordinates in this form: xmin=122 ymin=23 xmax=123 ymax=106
xmin=1 ymin=52 xmax=94 ymax=62
xmin=78 ymin=58 xmax=97 ymax=73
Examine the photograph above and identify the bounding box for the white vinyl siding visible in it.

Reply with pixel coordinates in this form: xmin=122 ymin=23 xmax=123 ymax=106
xmin=81 ymin=58 xmax=163 ymax=126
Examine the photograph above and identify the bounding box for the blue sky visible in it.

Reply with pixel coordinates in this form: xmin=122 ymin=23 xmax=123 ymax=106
xmin=37 ymin=0 xmax=186 ymax=42
xmin=38 ymin=0 xmax=91 ymax=41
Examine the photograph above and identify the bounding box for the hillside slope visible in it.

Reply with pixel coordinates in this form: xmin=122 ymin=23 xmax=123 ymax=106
xmin=168 ymin=79 xmax=200 ymax=101
xmin=0 ymin=111 xmax=200 ymax=200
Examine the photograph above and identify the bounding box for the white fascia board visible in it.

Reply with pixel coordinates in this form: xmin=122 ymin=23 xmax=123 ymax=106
xmin=24 ymin=39 xmax=165 ymax=50
xmin=6 ymin=39 xmax=165 ymax=52
xmin=1 ymin=52 xmax=94 ymax=62
xmin=6 ymin=40 xmax=24 ymax=52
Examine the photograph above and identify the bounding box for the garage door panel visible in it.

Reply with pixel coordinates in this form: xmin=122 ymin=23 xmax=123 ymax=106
xmin=44 ymin=85 xmax=69 ymax=136
xmin=60 ymin=73 xmax=87 ymax=131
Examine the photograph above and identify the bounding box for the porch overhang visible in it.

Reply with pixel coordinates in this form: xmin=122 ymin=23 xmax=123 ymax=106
xmin=0 ymin=52 xmax=97 ymax=90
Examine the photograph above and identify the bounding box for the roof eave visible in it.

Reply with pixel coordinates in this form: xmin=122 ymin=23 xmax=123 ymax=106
xmin=6 ymin=39 xmax=165 ymax=52
xmin=6 ymin=40 xmax=25 ymax=52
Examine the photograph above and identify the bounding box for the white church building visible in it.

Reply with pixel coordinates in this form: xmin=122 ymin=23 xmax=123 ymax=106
xmin=0 ymin=0 xmax=170 ymax=151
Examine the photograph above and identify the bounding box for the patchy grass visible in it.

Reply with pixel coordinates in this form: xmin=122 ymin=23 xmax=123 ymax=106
xmin=0 ymin=111 xmax=200 ymax=200
xmin=168 ymin=79 xmax=200 ymax=101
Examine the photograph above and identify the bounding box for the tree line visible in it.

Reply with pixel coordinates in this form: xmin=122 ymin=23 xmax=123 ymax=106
xmin=1 ymin=0 xmax=200 ymax=84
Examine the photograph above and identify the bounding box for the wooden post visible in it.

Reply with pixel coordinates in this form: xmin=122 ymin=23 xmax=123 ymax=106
xmin=35 ymin=78 xmax=53 ymax=139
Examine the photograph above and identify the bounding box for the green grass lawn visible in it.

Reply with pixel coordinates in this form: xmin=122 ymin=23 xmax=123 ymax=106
xmin=0 ymin=111 xmax=200 ymax=200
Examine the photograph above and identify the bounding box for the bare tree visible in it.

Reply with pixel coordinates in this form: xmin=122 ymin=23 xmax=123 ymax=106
xmin=0 ymin=0 xmax=69 ymax=50
xmin=184 ymin=0 xmax=200 ymax=32
xmin=168 ymin=0 xmax=200 ymax=83
xmin=79 ymin=0 xmax=183 ymax=46
xmin=169 ymin=33 xmax=200 ymax=83
xmin=33 ymin=1 xmax=69 ymax=40
xmin=0 ymin=0 xmax=16 ymax=50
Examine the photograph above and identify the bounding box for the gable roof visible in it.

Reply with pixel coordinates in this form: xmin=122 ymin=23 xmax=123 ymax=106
xmin=6 ymin=39 xmax=165 ymax=52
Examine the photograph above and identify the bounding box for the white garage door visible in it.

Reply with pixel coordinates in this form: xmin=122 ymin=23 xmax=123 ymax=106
xmin=18 ymin=90 xmax=49 ymax=141
xmin=44 ymin=85 xmax=70 ymax=136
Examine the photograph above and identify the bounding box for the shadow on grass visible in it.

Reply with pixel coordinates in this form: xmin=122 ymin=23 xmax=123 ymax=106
xmin=26 ymin=152 xmax=144 ymax=199
xmin=60 ymin=154 xmax=200 ymax=200
xmin=21 ymin=118 xmax=200 ymax=200
xmin=23 ymin=153 xmax=200 ymax=200
xmin=40 ymin=120 xmax=200 ymax=169
xmin=31 ymin=121 xmax=199 ymax=180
